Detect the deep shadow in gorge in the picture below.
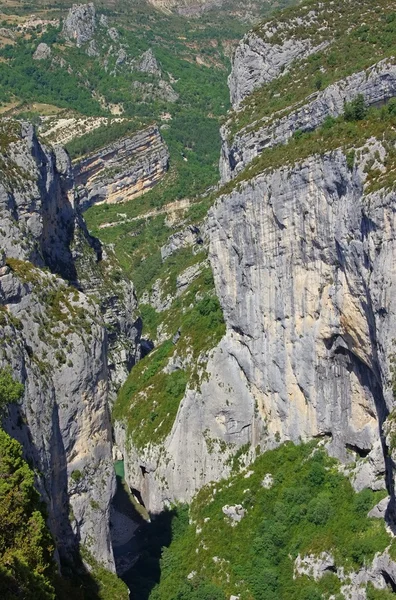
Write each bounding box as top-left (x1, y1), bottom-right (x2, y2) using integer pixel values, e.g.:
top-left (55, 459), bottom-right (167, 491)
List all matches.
top-left (111, 470), bottom-right (176, 599)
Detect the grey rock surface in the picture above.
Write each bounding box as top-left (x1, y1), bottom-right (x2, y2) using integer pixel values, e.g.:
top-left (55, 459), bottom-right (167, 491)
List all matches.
top-left (74, 125), bottom-right (169, 210)
top-left (295, 550), bottom-right (396, 598)
top-left (229, 32), bottom-right (315, 109)
top-left (210, 149), bottom-right (396, 464)
top-left (118, 143), bottom-right (396, 514)
top-left (133, 49), bottom-right (161, 76)
top-left (222, 504), bottom-right (246, 523)
top-left (62, 3), bottom-right (97, 47)
top-left (161, 225), bottom-right (203, 260)
top-left (33, 42), bottom-right (51, 60)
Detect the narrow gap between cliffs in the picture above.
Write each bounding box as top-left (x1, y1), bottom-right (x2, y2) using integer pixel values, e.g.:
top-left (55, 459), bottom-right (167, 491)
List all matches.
top-left (110, 460), bottom-right (176, 597)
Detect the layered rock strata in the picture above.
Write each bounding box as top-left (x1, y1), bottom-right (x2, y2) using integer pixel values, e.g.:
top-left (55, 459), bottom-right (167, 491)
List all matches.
top-left (221, 59), bottom-right (396, 182)
top-left (74, 125), bottom-right (169, 210)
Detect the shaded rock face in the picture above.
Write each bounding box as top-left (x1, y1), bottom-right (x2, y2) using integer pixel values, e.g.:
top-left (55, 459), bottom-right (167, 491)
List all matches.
top-left (0, 121), bottom-right (140, 569)
top-left (221, 59), bottom-right (396, 182)
top-left (0, 122), bottom-right (80, 282)
top-left (74, 125), bottom-right (169, 210)
top-left (62, 2), bottom-right (97, 47)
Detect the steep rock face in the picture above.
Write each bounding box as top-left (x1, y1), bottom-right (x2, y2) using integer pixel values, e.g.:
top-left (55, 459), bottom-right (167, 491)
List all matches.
top-left (62, 2), bottom-right (97, 47)
top-left (0, 121), bottom-right (139, 569)
top-left (74, 125), bottom-right (169, 210)
top-left (228, 32), bottom-right (321, 109)
top-left (221, 59), bottom-right (396, 182)
top-left (118, 143), bottom-right (396, 514)
top-left (210, 148), bottom-right (395, 468)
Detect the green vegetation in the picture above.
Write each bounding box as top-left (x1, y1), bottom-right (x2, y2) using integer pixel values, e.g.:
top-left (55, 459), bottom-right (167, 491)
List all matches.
top-left (0, 370), bottom-right (56, 599)
top-left (0, 367), bottom-right (24, 410)
top-left (113, 261), bottom-right (225, 448)
top-left (65, 119), bottom-right (145, 160)
top-left (344, 94), bottom-right (368, 122)
top-left (55, 547), bottom-right (129, 600)
top-left (228, 0), bottom-right (396, 141)
top-left (147, 442), bottom-right (390, 600)
top-left (0, 429), bottom-right (56, 599)
top-left (113, 340), bottom-right (188, 447)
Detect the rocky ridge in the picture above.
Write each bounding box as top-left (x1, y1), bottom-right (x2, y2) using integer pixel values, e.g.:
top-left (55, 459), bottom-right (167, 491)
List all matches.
top-left (221, 58), bottom-right (396, 182)
top-left (0, 120), bottom-right (139, 572)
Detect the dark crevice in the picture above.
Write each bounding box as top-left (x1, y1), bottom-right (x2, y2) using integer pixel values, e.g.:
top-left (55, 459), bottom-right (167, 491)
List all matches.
top-left (345, 443), bottom-right (371, 458)
top-left (333, 226), bottom-right (395, 530)
top-left (313, 431), bottom-right (333, 439)
top-left (132, 486), bottom-right (146, 508)
top-left (324, 565), bottom-right (337, 574)
top-left (381, 570), bottom-right (396, 593)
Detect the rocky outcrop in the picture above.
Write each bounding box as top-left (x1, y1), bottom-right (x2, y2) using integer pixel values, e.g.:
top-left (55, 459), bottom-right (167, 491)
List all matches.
top-left (33, 42), bottom-right (51, 60)
top-left (74, 125), bottom-right (169, 210)
top-left (228, 32), bottom-right (323, 109)
top-left (131, 80), bottom-right (179, 103)
top-left (221, 59), bottom-right (396, 182)
top-left (62, 2), bottom-right (97, 47)
top-left (0, 120), bottom-right (139, 570)
top-left (294, 550), bottom-right (396, 598)
top-left (160, 225), bottom-right (203, 260)
top-left (133, 49), bottom-right (161, 77)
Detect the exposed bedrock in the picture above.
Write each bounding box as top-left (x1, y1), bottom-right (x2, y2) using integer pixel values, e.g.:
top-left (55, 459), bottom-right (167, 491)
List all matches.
top-left (74, 125), bottom-right (169, 211)
top-left (0, 121), bottom-right (140, 569)
top-left (221, 59), bottom-right (396, 182)
top-left (210, 150), bottom-right (396, 499)
top-left (116, 146), bottom-right (396, 515)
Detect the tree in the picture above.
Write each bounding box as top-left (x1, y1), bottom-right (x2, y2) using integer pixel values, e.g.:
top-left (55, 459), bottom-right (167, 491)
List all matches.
top-left (0, 368), bottom-right (24, 411)
top-left (344, 94), bottom-right (368, 121)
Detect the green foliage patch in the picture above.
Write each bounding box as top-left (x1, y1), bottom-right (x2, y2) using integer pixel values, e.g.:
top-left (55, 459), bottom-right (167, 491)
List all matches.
top-left (0, 430), bottom-right (56, 599)
top-left (149, 442), bottom-right (390, 600)
top-left (113, 264), bottom-right (225, 448)
top-left (0, 367), bottom-right (24, 411)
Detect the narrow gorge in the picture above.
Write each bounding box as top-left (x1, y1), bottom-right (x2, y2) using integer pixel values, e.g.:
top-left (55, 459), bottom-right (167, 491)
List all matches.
top-left (2, 0), bottom-right (396, 599)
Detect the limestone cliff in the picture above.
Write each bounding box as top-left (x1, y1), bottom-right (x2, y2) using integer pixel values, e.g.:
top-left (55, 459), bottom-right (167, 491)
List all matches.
top-left (0, 120), bottom-right (140, 571)
top-left (115, 0), bottom-right (396, 527)
top-left (221, 59), bottom-right (396, 182)
top-left (74, 125), bottom-right (169, 210)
